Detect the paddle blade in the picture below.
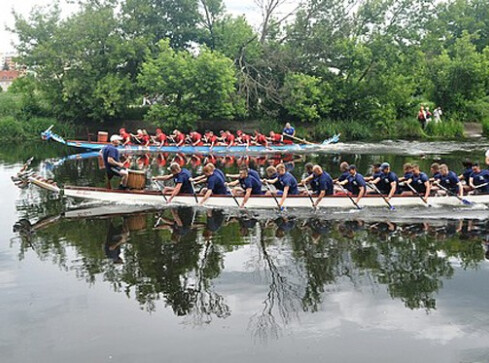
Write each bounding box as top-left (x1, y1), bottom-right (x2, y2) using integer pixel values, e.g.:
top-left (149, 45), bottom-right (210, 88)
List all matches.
top-left (462, 199), bottom-right (472, 205)
top-left (389, 206), bottom-right (396, 211)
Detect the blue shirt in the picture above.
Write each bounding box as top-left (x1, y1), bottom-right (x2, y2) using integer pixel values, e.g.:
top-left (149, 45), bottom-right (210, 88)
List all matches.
top-left (215, 168), bottom-right (226, 182)
top-left (174, 168), bottom-right (193, 194)
top-left (240, 175), bottom-right (263, 195)
top-left (470, 169), bottom-right (489, 193)
top-left (440, 171), bottom-right (460, 193)
top-left (207, 172), bottom-right (229, 195)
top-left (404, 172), bottom-right (413, 180)
top-left (411, 172), bottom-right (429, 193)
top-left (102, 144), bottom-right (119, 169)
top-left (347, 173), bottom-right (366, 195)
top-left (269, 173), bottom-right (283, 191)
top-left (314, 172), bottom-right (334, 195)
top-left (248, 168), bottom-right (261, 182)
top-left (378, 171), bottom-right (398, 194)
top-left (338, 171), bottom-right (351, 192)
top-left (462, 168), bottom-right (472, 181)
top-left (283, 127), bottom-right (295, 136)
top-left (432, 172), bottom-right (441, 180)
top-left (279, 172), bottom-right (299, 195)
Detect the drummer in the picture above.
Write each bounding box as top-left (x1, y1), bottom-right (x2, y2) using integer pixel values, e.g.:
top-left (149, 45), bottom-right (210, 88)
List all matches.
top-left (153, 162), bottom-right (194, 203)
top-left (101, 135), bottom-right (128, 190)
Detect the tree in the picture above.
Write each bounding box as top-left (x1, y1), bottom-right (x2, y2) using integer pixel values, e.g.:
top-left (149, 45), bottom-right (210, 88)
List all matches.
top-left (138, 39), bottom-right (238, 128)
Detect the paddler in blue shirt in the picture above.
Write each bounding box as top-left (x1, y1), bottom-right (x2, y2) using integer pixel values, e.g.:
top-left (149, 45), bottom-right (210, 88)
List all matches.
top-left (153, 162), bottom-right (194, 203)
top-left (436, 164), bottom-right (464, 198)
top-left (227, 168), bottom-right (263, 208)
top-left (404, 164), bottom-right (430, 202)
top-left (198, 164), bottom-right (230, 206)
top-left (365, 163), bottom-right (382, 182)
top-left (282, 122), bottom-right (295, 144)
top-left (469, 163), bottom-right (489, 194)
top-left (265, 163), bottom-right (299, 208)
top-left (300, 165), bottom-right (334, 208)
top-left (370, 162), bottom-right (398, 201)
top-left (336, 165), bottom-right (366, 205)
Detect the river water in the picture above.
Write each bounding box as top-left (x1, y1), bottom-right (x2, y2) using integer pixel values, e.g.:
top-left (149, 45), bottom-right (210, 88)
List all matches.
top-left (2, 141), bottom-right (489, 363)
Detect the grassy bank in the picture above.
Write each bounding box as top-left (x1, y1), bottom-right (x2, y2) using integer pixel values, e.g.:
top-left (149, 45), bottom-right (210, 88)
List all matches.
top-left (0, 92), bottom-right (75, 142)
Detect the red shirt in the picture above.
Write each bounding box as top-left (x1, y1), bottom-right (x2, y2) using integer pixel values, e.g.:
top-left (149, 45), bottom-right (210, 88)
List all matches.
top-left (190, 132), bottom-right (203, 145)
top-left (225, 133), bottom-right (235, 145)
top-left (271, 134), bottom-right (282, 144)
top-left (256, 134), bottom-right (267, 145)
top-left (120, 131), bottom-right (131, 143)
top-left (240, 134), bottom-right (251, 143)
top-left (142, 135), bottom-right (151, 145)
top-left (207, 135), bottom-right (218, 145)
top-left (156, 133), bottom-right (167, 144)
top-left (174, 133), bottom-right (185, 145)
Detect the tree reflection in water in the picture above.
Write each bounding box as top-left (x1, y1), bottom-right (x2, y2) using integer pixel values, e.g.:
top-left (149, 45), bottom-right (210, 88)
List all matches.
top-left (12, 203), bottom-right (489, 334)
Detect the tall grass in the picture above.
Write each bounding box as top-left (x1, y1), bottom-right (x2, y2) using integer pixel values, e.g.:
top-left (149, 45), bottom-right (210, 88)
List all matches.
top-left (424, 119), bottom-right (464, 139)
top-left (482, 117), bottom-right (489, 137)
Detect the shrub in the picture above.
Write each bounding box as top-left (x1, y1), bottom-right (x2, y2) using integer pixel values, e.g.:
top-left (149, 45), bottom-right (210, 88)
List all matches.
top-left (0, 93), bottom-right (23, 118)
top-left (395, 118), bottom-right (426, 139)
top-left (0, 116), bottom-right (26, 140)
top-left (425, 118), bottom-right (464, 139)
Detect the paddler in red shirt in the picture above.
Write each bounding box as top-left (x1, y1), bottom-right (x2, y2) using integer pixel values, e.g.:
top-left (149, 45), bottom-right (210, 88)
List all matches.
top-left (171, 129), bottom-right (186, 147)
top-left (268, 131), bottom-right (283, 145)
top-left (141, 129), bottom-right (151, 146)
top-left (253, 130), bottom-right (269, 147)
top-left (153, 128), bottom-right (168, 146)
top-left (204, 131), bottom-right (218, 150)
top-left (131, 129), bottom-right (144, 144)
top-left (188, 131), bottom-right (203, 146)
top-left (236, 130), bottom-right (251, 148)
top-left (119, 128), bottom-right (131, 146)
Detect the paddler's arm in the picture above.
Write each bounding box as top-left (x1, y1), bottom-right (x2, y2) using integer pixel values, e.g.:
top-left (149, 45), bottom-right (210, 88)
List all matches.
top-left (263, 177), bottom-right (278, 184)
top-left (199, 189), bottom-right (213, 205)
top-left (226, 173), bottom-right (239, 179)
top-left (241, 188), bottom-right (252, 208)
top-left (279, 186), bottom-right (289, 207)
top-left (168, 183), bottom-right (182, 203)
top-left (153, 174), bottom-right (173, 181)
top-left (386, 181), bottom-right (397, 201)
top-left (423, 180), bottom-right (431, 202)
top-left (314, 190), bottom-right (325, 208)
top-left (457, 182), bottom-right (464, 198)
top-left (355, 186), bottom-right (366, 204)
top-left (469, 177), bottom-right (475, 189)
top-left (300, 175), bottom-right (313, 185)
top-left (226, 180), bottom-right (240, 187)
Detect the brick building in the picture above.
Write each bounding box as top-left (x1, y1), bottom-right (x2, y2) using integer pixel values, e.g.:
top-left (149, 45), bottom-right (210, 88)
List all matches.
top-left (0, 70), bottom-right (20, 91)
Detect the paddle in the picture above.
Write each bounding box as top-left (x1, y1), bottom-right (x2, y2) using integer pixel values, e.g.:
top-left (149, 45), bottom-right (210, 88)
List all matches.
top-left (404, 182), bottom-right (431, 207)
top-left (264, 182), bottom-right (283, 211)
top-left (473, 182), bottom-right (489, 189)
top-left (282, 133), bottom-right (314, 145)
top-left (190, 180), bottom-right (199, 204)
top-left (337, 184), bottom-right (362, 210)
top-left (152, 180), bottom-right (168, 203)
top-left (435, 182), bottom-right (472, 205)
top-left (367, 183), bottom-right (395, 211)
top-left (303, 183), bottom-right (317, 211)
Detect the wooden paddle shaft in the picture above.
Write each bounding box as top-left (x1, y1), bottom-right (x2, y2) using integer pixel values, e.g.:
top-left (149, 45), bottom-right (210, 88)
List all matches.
top-left (282, 133), bottom-right (315, 145)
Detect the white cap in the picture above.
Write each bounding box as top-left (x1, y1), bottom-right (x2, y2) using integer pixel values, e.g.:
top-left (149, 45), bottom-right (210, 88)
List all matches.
top-left (110, 135), bottom-right (123, 142)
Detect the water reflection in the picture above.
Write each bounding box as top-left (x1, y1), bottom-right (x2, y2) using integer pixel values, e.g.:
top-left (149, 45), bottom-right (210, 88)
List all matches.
top-left (12, 206), bottom-right (488, 337)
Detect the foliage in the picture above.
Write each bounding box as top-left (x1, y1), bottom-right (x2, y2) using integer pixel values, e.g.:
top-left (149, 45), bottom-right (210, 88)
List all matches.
top-left (425, 119), bottom-right (465, 139)
top-left (8, 0), bottom-right (489, 138)
top-left (482, 117), bottom-right (489, 137)
top-left (138, 39), bottom-right (238, 129)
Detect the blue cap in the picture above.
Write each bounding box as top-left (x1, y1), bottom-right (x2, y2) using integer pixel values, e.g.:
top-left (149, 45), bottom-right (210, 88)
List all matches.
top-left (380, 162), bottom-right (390, 171)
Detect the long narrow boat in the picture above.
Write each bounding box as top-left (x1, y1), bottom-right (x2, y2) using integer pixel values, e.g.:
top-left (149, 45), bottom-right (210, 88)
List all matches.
top-left (41, 127), bottom-right (340, 154)
top-left (24, 176), bottom-right (489, 210)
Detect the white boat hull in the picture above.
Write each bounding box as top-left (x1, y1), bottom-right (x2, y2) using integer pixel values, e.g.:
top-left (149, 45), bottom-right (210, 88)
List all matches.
top-left (57, 185), bottom-right (489, 209)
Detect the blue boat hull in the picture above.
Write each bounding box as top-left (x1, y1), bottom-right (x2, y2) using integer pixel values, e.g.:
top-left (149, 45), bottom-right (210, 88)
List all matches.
top-left (41, 127), bottom-right (340, 154)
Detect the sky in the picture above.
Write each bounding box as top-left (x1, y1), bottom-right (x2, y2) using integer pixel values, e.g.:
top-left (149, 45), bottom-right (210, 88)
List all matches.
top-left (0, 0), bottom-right (299, 53)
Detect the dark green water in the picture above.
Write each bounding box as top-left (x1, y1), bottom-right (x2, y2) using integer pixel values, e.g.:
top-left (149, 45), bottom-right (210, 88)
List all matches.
top-left (2, 141), bottom-right (489, 363)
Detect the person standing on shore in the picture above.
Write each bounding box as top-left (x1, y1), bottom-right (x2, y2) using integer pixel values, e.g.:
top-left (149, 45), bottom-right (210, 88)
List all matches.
top-left (434, 107), bottom-right (442, 123)
top-left (417, 106), bottom-right (426, 129)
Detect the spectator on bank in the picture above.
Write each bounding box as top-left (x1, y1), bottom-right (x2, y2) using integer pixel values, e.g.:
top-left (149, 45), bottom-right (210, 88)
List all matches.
top-left (425, 106), bottom-right (432, 124)
top-left (417, 106), bottom-right (426, 129)
top-left (434, 107), bottom-right (443, 123)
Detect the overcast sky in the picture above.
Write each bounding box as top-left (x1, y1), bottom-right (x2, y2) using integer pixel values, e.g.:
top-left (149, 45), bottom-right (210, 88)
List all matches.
top-left (0, 0), bottom-right (298, 53)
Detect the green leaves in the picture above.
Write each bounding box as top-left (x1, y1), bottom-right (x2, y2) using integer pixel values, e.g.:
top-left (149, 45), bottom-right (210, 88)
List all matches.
top-left (139, 39), bottom-right (238, 128)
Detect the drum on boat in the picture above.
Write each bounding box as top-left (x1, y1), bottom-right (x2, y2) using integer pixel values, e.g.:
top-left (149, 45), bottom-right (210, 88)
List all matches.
top-left (127, 170), bottom-right (146, 190)
top-left (97, 131), bottom-right (108, 143)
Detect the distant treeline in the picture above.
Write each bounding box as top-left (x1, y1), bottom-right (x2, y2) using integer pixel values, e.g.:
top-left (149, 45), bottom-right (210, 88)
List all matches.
top-left (5, 0), bottom-right (489, 140)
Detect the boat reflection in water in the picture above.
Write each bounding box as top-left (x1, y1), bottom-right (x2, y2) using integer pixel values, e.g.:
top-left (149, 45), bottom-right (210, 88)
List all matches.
top-left (12, 206), bottom-right (489, 341)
